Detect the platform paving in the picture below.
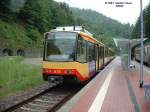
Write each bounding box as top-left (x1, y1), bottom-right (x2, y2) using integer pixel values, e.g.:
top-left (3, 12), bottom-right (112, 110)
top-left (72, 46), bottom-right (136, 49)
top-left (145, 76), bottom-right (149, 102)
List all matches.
top-left (127, 61), bottom-right (150, 112)
top-left (58, 57), bottom-right (150, 112)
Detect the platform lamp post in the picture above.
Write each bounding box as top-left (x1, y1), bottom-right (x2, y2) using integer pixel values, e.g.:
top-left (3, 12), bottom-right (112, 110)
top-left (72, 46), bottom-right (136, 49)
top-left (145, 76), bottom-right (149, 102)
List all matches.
top-left (139, 0), bottom-right (144, 88)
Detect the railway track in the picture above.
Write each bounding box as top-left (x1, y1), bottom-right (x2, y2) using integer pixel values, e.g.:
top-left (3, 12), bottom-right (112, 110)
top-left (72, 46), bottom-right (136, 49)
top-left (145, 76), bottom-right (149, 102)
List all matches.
top-left (2, 83), bottom-right (83, 112)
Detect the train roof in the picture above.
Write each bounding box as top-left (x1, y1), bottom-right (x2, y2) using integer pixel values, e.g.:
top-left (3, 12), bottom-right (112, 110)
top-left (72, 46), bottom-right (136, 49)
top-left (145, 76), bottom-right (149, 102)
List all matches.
top-left (132, 38), bottom-right (149, 49)
top-left (45, 26), bottom-right (104, 46)
top-left (79, 32), bottom-right (104, 46)
top-left (55, 26), bottom-right (93, 36)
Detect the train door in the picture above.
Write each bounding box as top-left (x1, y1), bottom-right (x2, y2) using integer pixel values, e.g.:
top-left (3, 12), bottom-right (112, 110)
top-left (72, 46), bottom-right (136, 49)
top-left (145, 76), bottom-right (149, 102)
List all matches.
top-left (148, 45), bottom-right (150, 66)
top-left (99, 46), bottom-right (103, 69)
top-left (87, 42), bottom-right (96, 76)
top-left (76, 35), bottom-right (87, 63)
top-left (95, 45), bottom-right (99, 71)
top-left (104, 47), bottom-right (108, 65)
top-left (98, 46), bottom-right (100, 70)
top-left (102, 47), bottom-right (105, 66)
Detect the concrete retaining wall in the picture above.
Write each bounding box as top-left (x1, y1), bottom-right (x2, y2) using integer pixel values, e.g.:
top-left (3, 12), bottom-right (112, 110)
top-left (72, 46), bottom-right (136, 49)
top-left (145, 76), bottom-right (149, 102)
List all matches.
top-left (0, 45), bottom-right (43, 58)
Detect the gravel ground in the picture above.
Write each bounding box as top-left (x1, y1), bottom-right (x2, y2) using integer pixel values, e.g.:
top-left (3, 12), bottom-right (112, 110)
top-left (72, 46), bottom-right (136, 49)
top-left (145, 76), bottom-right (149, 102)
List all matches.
top-left (0, 83), bottom-right (50, 112)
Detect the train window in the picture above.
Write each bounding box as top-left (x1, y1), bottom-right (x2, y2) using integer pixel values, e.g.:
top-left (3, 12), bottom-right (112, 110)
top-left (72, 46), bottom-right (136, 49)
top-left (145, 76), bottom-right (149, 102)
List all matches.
top-left (148, 45), bottom-right (150, 53)
top-left (144, 47), bottom-right (146, 55)
top-left (147, 45), bottom-right (149, 54)
top-left (99, 47), bottom-right (103, 58)
top-left (146, 46), bottom-right (148, 54)
top-left (95, 45), bottom-right (98, 60)
top-left (45, 32), bottom-right (76, 61)
top-left (76, 35), bottom-right (87, 62)
top-left (87, 42), bottom-right (95, 61)
top-left (145, 46), bottom-right (149, 55)
top-left (105, 48), bottom-right (108, 57)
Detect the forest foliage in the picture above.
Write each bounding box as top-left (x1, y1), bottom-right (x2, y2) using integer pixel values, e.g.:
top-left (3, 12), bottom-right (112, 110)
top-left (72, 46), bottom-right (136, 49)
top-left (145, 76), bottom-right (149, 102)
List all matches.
top-left (71, 8), bottom-right (132, 47)
top-left (0, 0), bottom-right (133, 48)
top-left (132, 3), bottom-right (150, 39)
top-left (0, 0), bottom-right (74, 47)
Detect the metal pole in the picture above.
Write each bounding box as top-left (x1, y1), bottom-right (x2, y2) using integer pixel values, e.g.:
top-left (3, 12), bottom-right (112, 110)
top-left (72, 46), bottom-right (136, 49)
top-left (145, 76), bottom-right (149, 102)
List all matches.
top-left (129, 41), bottom-right (131, 68)
top-left (128, 42), bottom-right (130, 70)
top-left (139, 0), bottom-right (144, 88)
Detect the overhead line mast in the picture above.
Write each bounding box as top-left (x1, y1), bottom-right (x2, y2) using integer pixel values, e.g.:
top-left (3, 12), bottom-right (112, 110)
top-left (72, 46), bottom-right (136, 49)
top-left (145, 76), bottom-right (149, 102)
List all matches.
top-left (139, 0), bottom-right (144, 88)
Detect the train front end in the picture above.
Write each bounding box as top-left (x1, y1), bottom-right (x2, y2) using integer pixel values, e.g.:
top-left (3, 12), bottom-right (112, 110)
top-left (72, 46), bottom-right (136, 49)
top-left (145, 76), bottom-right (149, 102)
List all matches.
top-left (42, 31), bottom-right (89, 83)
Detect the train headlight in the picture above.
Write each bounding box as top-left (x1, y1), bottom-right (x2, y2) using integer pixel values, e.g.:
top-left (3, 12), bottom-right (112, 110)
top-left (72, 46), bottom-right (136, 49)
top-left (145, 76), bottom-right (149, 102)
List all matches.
top-left (68, 70), bottom-right (73, 74)
top-left (43, 69), bottom-right (48, 73)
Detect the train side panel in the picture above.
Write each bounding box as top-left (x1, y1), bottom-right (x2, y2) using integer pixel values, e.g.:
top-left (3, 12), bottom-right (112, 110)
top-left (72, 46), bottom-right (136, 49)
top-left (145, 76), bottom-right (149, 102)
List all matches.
top-left (43, 61), bottom-right (91, 82)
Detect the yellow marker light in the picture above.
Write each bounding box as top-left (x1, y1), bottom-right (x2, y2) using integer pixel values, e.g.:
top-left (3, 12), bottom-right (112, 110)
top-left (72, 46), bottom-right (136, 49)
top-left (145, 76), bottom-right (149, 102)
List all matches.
top-left (68, 70), bottom-right (73, 74)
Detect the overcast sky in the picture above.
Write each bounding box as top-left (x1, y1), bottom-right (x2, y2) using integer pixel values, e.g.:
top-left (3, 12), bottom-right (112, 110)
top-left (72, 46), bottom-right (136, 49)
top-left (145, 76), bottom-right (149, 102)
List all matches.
top-left (55, 0), bottom-right (150, 24)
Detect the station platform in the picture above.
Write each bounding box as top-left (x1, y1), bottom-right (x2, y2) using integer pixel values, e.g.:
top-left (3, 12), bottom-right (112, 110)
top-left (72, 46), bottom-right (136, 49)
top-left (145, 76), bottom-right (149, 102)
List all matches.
top-left (57, 57), bottom-right (150, 112)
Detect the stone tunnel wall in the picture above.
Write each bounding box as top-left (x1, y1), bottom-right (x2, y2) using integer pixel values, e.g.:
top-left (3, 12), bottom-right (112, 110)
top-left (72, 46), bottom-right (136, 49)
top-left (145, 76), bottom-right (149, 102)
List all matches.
top-left (24, 47), bottom-right (43, 58)
top-left (0, 47), bottom-right (43, 58)
top-left (0, 45), bottom-right (43, 58)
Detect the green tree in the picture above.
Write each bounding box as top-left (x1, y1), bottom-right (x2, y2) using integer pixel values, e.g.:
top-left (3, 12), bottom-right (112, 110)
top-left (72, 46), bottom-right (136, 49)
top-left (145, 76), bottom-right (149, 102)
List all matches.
top-left (19, 0), bottom-right (52, 33)
top-left (71, 8), bottom-right (133, 48)
top-left (132, 3), bottom-right (150, 39)
top-left (0, 0), bottom-right (10, 14)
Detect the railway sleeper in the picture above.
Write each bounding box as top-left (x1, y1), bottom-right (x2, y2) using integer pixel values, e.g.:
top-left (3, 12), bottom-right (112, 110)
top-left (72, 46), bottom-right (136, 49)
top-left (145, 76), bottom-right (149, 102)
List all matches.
top-left (28, 102), bottom-right (50, 108)
top-left (20, 106), bottom-right (46, 112)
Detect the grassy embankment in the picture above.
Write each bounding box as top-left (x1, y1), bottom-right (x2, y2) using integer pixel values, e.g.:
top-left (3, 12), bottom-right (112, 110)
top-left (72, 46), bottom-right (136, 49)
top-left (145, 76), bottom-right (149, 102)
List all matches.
top-left (0, 20), bottom-right (42, 47)
top-left (0, 56), bottom-right (44, 99)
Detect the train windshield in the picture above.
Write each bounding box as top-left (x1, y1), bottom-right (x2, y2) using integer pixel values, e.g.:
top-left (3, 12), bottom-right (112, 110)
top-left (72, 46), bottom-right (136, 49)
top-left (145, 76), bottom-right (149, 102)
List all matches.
top-left (45, 32), bottom-right (76, 61)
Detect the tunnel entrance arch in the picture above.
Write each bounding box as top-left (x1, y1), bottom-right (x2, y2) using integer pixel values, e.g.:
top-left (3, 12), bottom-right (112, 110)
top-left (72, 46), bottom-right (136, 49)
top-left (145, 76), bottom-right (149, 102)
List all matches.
top-left (3, 48), bottom-right (13, 56)
top-left (17, 49), bottom-right (25, 56)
